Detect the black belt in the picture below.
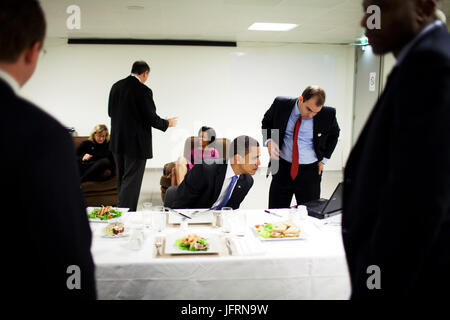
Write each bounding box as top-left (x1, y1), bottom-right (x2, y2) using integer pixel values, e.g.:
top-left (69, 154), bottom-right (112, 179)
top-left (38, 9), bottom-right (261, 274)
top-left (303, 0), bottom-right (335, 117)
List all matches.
top-left (279, 157), bottom-right (318, 168)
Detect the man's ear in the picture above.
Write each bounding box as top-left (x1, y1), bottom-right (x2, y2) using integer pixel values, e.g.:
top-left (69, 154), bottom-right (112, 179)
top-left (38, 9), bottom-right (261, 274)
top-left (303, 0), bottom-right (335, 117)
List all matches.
top-left (233, 154), bottom-right (243, 165)
top-left (24, 42), bottom-right (42, 65)
top-left (415, 0), bottom-right (437, 22)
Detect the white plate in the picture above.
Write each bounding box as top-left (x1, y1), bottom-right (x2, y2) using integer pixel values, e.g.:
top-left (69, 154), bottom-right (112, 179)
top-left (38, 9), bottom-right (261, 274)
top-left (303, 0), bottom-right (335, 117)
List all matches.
top-left (252, 227), bottom-right (307, 241)
top-left (164, 233), bottom-right (220, 254)
top-left (101, 231), bottom-right (130, 238)
top-left (87, 207), bottom-right (129, 223)
top-left (167, 210), bottom-right (214, 224)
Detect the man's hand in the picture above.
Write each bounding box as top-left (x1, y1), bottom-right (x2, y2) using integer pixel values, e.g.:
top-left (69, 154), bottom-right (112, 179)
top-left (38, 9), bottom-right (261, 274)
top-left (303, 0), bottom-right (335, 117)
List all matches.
top-left (82, 154), bottom-right (93, 162)
top-left (267, 141), bottom-right (280, 160)
top-left (318, 161), bottom-right (324, 175)
top-left (167, 117), bottom-right (178, 128)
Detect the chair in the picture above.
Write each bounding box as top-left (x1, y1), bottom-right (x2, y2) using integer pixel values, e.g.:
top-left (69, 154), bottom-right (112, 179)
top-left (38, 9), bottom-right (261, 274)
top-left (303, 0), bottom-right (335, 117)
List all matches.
top-left (160, 136), bottom-right (230, 202)
top-left (163, 186), bottom-right (178, 208)
top-left (72, 136), bottom-right (119, 207)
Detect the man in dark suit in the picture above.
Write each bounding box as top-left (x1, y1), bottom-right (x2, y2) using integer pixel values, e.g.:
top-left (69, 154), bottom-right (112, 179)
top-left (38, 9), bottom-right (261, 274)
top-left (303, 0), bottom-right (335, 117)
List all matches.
top-left (262, 86), bottom-right (340, 208)
top-left (342, 0), bottom-right (450, 299)
top-left (173, 136), bottom-right (260, 209)
top-left (108, 61), bottom-right (178, 211)
top-left (0, 0), bottom-right (96, 299)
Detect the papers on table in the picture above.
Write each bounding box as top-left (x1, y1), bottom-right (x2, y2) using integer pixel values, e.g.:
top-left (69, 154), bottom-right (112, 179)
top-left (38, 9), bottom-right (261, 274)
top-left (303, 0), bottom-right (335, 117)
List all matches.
top-left (167, 210), bottom-right (214, 224)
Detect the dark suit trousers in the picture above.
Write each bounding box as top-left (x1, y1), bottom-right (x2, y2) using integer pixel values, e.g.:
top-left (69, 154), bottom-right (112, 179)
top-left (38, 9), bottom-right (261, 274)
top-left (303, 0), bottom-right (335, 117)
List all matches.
top-left (269, 158), bottom-right (321, 208)
top-left (114, 153), bottom-right (146, 211)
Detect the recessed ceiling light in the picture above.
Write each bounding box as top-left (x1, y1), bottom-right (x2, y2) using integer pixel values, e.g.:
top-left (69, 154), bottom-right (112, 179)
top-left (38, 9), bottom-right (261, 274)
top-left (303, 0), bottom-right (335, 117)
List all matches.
top-left (127, 5), bottom-right (145, 10)
top-left (248, 22), bottom-right (298, 31)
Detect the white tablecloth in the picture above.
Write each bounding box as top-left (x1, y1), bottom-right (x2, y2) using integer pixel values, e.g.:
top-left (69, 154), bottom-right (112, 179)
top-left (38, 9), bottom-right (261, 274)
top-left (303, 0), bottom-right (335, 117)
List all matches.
top-left (90, 210), bottom-right (351, 300)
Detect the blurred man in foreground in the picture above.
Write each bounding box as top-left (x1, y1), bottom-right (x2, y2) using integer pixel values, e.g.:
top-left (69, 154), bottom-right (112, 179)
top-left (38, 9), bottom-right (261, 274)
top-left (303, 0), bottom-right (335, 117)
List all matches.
top-left (0, 0), bottom-right (96, 298)
top-left (342, 0), bottom-right (450, 299)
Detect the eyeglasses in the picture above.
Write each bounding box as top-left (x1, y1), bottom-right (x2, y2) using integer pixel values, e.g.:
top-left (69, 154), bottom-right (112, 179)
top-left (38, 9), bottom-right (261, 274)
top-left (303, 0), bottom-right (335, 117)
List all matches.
top-left (39, 48), bottom-right (47, 59)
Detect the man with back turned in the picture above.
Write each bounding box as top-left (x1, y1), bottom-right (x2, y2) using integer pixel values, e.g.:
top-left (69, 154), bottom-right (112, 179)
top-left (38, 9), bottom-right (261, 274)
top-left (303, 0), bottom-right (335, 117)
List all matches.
top-left (108, 61), bottom-right (178, 211)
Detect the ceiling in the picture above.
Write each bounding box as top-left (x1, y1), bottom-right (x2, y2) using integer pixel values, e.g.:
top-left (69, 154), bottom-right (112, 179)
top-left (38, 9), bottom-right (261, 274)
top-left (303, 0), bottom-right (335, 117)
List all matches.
top-left (41, 0), bottom-right (449, 45)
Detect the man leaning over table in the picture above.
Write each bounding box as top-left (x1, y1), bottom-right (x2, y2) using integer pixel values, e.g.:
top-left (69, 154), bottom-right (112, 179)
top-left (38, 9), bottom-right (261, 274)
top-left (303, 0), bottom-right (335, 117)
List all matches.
top-left (261, 85), bottom-right (340, 209)
top-left (0, 0), bottom-right (96, 299)
top-left (172, 136), bottom-right (260, 209)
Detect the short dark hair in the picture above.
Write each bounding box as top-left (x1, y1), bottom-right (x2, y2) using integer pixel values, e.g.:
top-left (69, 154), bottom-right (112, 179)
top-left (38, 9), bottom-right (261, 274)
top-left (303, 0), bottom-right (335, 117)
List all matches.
top-left (0, 0), bottom-right (46, 62)
top-left (131, 61), bottom-right (150, 75)
top-left (229, 135), bottom-right (260, 158)
top-left (198, 126), bottom-right (216, 144)
top-left (301, 85), bottom-right (326, 106)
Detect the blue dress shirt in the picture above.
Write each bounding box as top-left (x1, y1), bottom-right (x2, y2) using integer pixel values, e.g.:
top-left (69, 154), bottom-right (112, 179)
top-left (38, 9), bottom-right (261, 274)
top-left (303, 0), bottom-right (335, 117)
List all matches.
top-left (279, 99), bottom-right (328, 165)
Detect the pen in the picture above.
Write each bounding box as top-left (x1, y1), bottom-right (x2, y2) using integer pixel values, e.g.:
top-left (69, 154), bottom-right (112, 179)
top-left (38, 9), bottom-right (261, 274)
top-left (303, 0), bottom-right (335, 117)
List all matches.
top-left (264, 210), bottom-right (282, 217)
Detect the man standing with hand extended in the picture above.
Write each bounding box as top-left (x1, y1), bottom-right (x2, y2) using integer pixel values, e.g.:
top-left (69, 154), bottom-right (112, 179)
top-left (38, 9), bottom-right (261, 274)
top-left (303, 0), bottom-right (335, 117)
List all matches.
top-left (109, 61), bottom-right (178, 211)
top-left (262, 86), bottom-right (340, 209)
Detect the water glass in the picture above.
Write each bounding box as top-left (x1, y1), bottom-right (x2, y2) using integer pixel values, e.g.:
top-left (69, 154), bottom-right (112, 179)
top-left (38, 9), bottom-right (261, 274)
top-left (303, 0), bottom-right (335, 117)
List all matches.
top-left (289, 205), bottom-right (308, 225)
top-left (235, 210), bottom-right (247, 236)
top-left (127, 227), bottom-right (144, 250)
top-left (151, 206), bottom-right (166, 232)
top-left (142, 202), bottom-right (153, 228)
top-left (297, 205), bottom-right (308, 220)
top-left (221, 207), bottom-right (233, 233)
top-left (180, 217), bottom-right (189, 231)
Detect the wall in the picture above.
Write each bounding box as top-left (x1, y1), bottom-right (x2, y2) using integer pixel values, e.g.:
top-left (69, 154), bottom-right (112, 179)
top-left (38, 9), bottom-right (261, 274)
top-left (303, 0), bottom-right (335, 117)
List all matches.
top-left (21, 38), bottom-right (355, 170)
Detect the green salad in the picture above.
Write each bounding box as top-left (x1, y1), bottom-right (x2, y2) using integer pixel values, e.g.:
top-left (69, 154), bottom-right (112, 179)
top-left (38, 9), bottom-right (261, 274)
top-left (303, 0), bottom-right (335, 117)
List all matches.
top-left (88, 206), bottom-right (122, 220)
top-left (255, 223), bottom-right (273, 238)
top-left (176, 234), bottom-right (209, 251)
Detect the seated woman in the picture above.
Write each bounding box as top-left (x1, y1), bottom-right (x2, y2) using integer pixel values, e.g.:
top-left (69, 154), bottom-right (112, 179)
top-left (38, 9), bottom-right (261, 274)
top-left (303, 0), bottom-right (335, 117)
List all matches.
top-left (77, 124), bottom-right (116, 183)
top-left (171, 126), bottom-right (220, 186)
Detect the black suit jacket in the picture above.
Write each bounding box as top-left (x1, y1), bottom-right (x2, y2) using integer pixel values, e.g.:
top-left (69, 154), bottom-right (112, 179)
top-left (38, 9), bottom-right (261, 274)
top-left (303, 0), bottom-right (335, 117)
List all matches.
top-left (261, 96), bottom-right (340, 174)
top-left (108, 76), bottom-right (169, 159)
top-left (342, 25), bottom-right (450, 299)
top-left (0, 79), bottom-right (96, 299)
top-left (173, 162), bottom-right (254, 209)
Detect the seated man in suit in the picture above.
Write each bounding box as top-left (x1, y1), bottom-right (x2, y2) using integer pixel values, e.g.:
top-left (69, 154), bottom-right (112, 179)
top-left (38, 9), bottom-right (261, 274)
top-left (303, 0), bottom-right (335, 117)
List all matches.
top-left (173, 136), bottom-right (260, 209)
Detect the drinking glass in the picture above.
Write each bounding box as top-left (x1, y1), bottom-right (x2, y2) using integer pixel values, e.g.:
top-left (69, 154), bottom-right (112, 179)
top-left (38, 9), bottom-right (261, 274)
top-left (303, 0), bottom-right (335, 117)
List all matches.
top-left (297, 205), bottom-right (308, 220)
top-left (151, 206), bottom-right (166, 232)
top-left (221, 207), bottom-right (233, 233)
top-left (289, 205), bottom-right (308, 225)
top-left (235, 210), bottom-right (247, 236)
top-left (142, 202), bottom-right (153, 228)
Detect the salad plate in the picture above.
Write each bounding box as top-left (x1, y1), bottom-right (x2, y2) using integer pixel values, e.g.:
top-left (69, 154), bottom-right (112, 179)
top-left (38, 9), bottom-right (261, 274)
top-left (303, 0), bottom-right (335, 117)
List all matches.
top-left (87, 206), bottom-right (129, 222)
top-left (100, 223), bottom-right (130, 238)
top-left (252, 221), bottom-right (307, 241)
top-left (164, 233), bottom-right (221, 254)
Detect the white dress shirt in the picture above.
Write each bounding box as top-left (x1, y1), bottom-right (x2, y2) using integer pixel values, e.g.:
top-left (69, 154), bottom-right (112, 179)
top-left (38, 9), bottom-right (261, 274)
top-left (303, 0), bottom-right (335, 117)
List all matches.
top-left (212, 163), bottom-right (240, 208)
top-left (0, 69), bottom-right (20, 94)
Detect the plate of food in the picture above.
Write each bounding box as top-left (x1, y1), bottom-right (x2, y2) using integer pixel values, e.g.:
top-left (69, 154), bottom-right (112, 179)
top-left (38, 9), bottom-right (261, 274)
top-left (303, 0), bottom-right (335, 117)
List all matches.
top-left (253, 221), bottom-right (305, 241)
top-left (87, 206), bottom-right (128, 222)
top-left (164, 233), bottom-right (220, 254)
top-left (101, 222), bottom-right (129, 238)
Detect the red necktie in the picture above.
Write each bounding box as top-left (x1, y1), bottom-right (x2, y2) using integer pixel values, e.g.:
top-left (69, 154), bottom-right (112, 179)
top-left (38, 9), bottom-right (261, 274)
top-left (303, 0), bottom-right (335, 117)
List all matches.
top-left (290, 116), bottom-right (302, 180)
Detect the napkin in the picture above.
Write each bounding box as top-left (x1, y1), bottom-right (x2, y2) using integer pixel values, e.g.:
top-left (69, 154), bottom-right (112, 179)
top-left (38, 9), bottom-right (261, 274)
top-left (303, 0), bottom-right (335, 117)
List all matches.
top-left (233, 236), bottom-right (266, 256)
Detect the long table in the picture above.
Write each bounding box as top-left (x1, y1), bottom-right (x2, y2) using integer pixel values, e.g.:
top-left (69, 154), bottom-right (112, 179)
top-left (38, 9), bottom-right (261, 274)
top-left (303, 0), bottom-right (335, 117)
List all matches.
top-left (90, 209), bottom-right (351, 300)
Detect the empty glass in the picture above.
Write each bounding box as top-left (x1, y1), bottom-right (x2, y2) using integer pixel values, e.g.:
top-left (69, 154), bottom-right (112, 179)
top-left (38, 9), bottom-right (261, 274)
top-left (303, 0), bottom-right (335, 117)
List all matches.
top-left (235, 210), bottom-right (247, 236)
top-left (289, 205), bottom-right (308, 225)
top-left (151, 206), bottom-right (166, 232)
top-left (221, 207), bottom-right (233, 233)
top-left (142, 202), bottom-right (153, 228)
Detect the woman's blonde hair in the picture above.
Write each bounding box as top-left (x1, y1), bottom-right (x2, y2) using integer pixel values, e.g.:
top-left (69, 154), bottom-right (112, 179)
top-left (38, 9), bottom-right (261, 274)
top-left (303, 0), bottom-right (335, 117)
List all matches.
top-left (88, 124), bottom-right (110, 142)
